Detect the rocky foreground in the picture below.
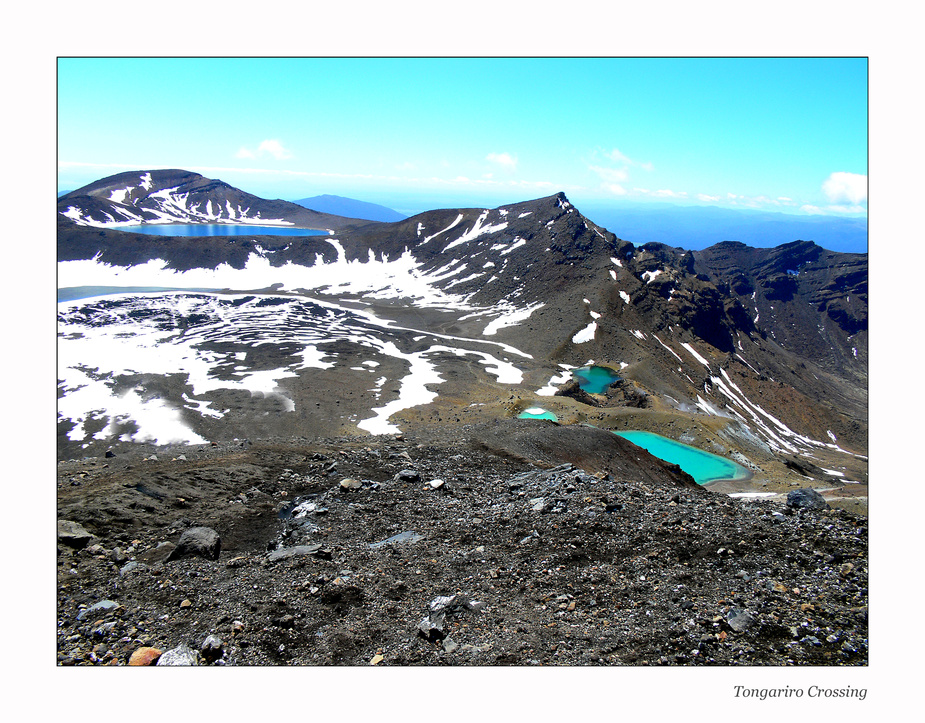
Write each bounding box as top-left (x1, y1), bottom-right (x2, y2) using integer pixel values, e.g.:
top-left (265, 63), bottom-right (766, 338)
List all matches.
top-left (56, 421), bottom-right (867, 667)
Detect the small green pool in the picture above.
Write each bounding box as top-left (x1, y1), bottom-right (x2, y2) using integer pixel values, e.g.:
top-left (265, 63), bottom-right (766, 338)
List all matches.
top-left (574, 365), bottom-right (621, 394)
top-left (518, 407), bottom-right (558, 421)
top-left (614, 430), bottom-right (751, 485)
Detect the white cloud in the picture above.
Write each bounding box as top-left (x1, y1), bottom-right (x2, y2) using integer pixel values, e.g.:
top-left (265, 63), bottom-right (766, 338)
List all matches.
top-left (236, 139), bottom-right (293, 161)
top-left (603, 183), bottom-right (627, 196)
top-left (801, 203), bottom-right (867, 216)
top-left (605, 148), bottom-right (632, 164)
top-left (589, 164), bottom-right (629, 184)
top-left (697, 193), bottom-right (721, 202)
top-left (800, 204), bottom-right (825, 215)
top-left (822, 171), bottom-right (867, 205)
top-left (486, 152), bottom-right (518, 169)
top-left (258, 139), bottom-right (293, 160)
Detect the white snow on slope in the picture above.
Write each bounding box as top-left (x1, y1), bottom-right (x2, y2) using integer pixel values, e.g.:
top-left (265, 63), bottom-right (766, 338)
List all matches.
top-left (572, 321), bottom-right (597, 344)
top-left (681, 342), bottom-right (710, 367)
top-left (482, 302), bottom-right (544, 336)
top-left (442, 211), bottom-right (509, 252)
top-left (61, 175), bottom-right (293, 227)
top-left (653, 334), bottom-right (684, 363)
top-left (59, 286), bottom-right (536, 444)
top-left (421, 213), bottom-right (464, 244)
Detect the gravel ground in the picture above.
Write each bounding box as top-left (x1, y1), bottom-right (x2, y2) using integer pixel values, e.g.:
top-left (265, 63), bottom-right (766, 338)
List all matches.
top-left (56, 421), bottom-right (868, 669)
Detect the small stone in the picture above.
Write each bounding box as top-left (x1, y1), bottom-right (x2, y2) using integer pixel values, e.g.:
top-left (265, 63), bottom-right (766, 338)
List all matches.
top-left (119, 561), bottom-right (149, 577)
top-left (370, 653), bottom-right (384, 665)
top-left (128, 647), bottom-right (162, 666)
top-left (428, 479), bottom-right (445, 489)
top-left (200, 635), bottom-right (224, 663)
top-left (726, 608), bottom-right (756, 633)
top-left (339, 478), bottom-right (363, 490)
top-left (76, 600), bottom-right (120, 620)
top-left (839, 562), bottom-right (855, 577)
top-left (179, 599), bottom-right (192, 608)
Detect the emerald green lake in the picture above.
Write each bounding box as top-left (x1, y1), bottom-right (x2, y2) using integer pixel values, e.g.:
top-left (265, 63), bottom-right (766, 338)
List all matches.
top-left (574, 365), bottom-right (620, 394)
top-left (614, 430), bottom-right (751, 485)
top-left (518, 407), bottom-right (558, 421)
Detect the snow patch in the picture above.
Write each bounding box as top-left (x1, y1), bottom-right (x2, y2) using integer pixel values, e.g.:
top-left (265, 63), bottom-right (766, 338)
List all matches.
top-left (572, 321), bottom-right (597, 344)
top-left (681, 342), bottom-right (710, 367)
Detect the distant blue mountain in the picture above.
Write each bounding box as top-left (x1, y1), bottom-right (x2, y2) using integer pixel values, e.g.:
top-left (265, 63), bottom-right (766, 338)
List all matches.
top-left (579, 202), bottom-right (868, 254)
top-left (293, 194), bottom-right (407, 223)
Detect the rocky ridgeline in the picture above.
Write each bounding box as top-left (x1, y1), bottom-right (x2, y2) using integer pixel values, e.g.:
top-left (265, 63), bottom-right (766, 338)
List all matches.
top-left (56, 431), bottom-right (867, 666)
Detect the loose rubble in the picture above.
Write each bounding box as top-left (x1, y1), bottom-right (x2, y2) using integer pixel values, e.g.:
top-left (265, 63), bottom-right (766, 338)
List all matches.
top-left (56, 422), bottom-right (868, 666)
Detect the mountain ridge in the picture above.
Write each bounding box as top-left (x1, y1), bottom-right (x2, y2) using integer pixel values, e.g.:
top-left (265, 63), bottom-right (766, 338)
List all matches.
top-left (57, 169), bottom-right (867, 494)
top-left (55, 169), bottom-right (870, 669)
top-left (58, 169), bottom-right (371, 231)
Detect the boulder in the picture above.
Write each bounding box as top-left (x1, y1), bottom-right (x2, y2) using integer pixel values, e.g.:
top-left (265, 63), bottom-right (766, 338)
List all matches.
top-left (57, 520), bottom-right (94, 549)
top-left (166, 526), bottom-right (221, 561)
top-left (156, 644), bottom-right (199, 666)
top-left (786, 488), bottom-right (830, 511)
top-left (128, 647), bottom-right (162, 666)
top-left (395, 469), bottom-right (421, 483)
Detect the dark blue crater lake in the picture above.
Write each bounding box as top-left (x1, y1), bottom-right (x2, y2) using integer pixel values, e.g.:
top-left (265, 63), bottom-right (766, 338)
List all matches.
top-left (116, 224), bottom-right (329, 237)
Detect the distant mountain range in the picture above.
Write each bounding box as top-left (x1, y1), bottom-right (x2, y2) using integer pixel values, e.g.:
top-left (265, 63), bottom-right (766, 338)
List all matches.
top-left (57, 180), bottom-right (866, 253)
top-left (293, 194), bottom-right (407, 223)
top-left (580, 202), bottom-right (868, 254)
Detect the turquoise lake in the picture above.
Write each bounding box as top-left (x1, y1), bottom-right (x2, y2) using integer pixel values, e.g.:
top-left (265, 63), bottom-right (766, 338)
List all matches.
top-left (614, 430), bottom-right (751, 485)
top-left (574, 365), bottom-right (621, 394)
top-left (116, 224), bottom-right (328, 237)
top-left (518, 407), bottom-right (558, 421)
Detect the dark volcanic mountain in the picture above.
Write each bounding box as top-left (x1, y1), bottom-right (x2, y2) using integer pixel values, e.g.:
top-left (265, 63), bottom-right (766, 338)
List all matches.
top-left (57, 171), bottom-right (868, 504)
top-left (58, 169), bottom-right (368, 231)
top-left (56, 170), bottom-right (870, 669)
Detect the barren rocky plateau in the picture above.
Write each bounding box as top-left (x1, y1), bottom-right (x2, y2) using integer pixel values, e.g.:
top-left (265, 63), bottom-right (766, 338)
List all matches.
top-left (56, 420), bottom-right (867, 667)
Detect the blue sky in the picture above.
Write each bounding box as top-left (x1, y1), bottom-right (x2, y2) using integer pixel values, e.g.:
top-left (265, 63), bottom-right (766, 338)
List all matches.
top-left (58, 57), bottom-right (867, 218)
